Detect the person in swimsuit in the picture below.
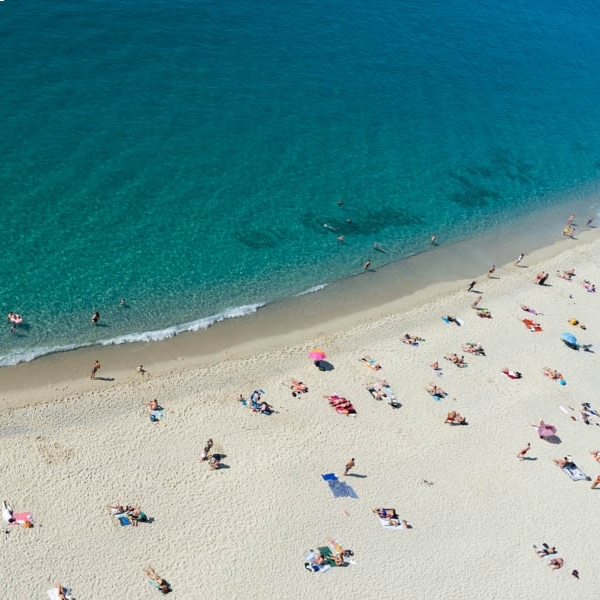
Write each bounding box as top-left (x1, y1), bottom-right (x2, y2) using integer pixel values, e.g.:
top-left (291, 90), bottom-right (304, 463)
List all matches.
top-left (90, 360), bottom-right (100, 380)
top-left (143, 566), bottom-right (171, 594)
top-left (91, 311), bottom-right (100, 325)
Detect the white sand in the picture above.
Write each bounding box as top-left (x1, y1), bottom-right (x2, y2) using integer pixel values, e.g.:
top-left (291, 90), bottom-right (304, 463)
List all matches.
top-left (1, 233), bottom-right (600, 599)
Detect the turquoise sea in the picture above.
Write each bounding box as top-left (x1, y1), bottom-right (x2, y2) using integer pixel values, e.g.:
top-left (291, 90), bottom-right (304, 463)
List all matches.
top-left (2, 0), bottom-right (600, 365)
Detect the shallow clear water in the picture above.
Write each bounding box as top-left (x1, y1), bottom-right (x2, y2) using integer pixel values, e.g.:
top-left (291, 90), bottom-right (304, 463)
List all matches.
top-left (2, 0), bottom-right (600, 365)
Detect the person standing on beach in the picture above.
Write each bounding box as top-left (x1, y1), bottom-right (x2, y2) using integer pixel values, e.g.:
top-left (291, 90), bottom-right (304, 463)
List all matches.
top-left (91, 311), bottom-right (100, 325)
top-left (515, 253), bottom-right (524, 266)
top-left (586, 217), bottom-right (594, 227)
top-left (90, 360), bottom-right (100, 380)
top-left (471, 295), bottom-right (482, 310)
top-left (567, 214), bottom-right (575, 225)
top-left (343, 458), bottom-right (355, 476)
top-left (590, 474), bottom-right (600, 489)
top-left (487, 265), bottom-right (496, 278)
top-left (467, 280), bottom-right (476, 292)
top-left (517, 442), bottom-right (531, 460)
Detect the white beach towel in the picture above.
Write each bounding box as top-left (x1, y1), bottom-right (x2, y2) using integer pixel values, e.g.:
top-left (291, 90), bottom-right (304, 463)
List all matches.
top-left (379, 517), bottom-right (410, 530)
top-left (47, 587), bottom-right (74, 600)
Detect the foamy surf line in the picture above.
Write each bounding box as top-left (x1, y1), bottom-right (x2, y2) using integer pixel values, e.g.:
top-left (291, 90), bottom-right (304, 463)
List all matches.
top-left (294, 283), bottom-right (328, 297)
top-left (0, 303), bottom-right (266, 368)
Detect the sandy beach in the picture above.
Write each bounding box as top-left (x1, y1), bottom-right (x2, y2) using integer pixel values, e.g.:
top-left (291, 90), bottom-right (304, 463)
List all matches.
top-left (2, 229), bottom-right (600, 599)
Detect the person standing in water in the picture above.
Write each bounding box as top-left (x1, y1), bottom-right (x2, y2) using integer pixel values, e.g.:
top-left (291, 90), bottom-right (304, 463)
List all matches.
top-left (430, 234), bottom-right (437, 245)
top-left (91, 311), bottom-right (100, 325)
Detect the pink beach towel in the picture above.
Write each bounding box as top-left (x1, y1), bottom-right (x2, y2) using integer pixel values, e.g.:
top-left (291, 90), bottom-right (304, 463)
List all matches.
top-left (9, 512), bottom-right (33, 525)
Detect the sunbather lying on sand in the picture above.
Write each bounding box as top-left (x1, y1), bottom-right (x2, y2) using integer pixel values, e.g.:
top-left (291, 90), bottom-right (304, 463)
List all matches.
top-left (549, 557), bottom-right (564, 570)
top-left (568, 318), bottom-right (587, 329)
top-left (501, 367), bottom-right (522, 379)
top-left (521, 304), bottom-right (541, 315)
top-left (543, 367), bottom-right (563, 380)
top-left (444, 353), bottom-right (466, 367)
top-left (582, 280), bottom-right (596, 292)
top-left (143, 566), bottom-right (171, 594)
top-left (402, 333), bottom-right (424, 345)
top-left (445, 315), bottom-right (460, 325)
top-left (536, 544), bottom-right (557, 557)
top-left (289, 380), bottom-right (308, 396)
top-left (426, 383), bottom-right (446, 397)
top-left (445, 410), bottom-right (467, 425)
top-left (147, 399), bottom-right (162, 411)
top-left (557, 269), bottom-right (575, 280)
top-left (589, 450), bottom-right (600, 462)
top-left (552, 456), bottom-right (576, 469)
top-left (372, 507), bottom-right (411, 528)
top-left (53, 583), bottom-right (73, 600)
top-left (477, 309), bottom-right (492, 318)
top-left (360, 356), bottom-right (382, 370)
top-left (463, 343), bottom-right (485, 355)
top-left (372, 507), bottom-right (397, 519)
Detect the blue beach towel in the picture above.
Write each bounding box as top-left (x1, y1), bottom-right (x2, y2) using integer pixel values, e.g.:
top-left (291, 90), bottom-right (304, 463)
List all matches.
top-left (321, 473), bottom-right (338, 481)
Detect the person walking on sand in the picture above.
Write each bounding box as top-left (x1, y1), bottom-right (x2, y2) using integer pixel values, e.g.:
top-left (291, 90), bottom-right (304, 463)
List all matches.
top-left (590, 474), bottom-right (600, 490)
top-left (136, 365), bottom-right (147, 376)
top-left (467, 280), bottom-right (476, 292)
top-left (343, 458), bottom-right (355, 476)
top-left (567, 214), bottom-right (575, 225)
top-left (515, 253), bottom-right (524, 266)
top-left (90, 360), bottom-right (100, 380)
top-left (487, 265), bottom-right (496, 278)
top-left (91, 311), bottom-right (100, 325)
top-left (517, 442), bottom-right (531, 460)
top-left (471, 295), bottom-right (483, 310)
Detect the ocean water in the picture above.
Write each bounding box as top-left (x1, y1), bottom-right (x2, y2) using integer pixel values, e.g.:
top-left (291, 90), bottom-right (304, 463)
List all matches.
top-left (2, 0), bottom-right (600, 366)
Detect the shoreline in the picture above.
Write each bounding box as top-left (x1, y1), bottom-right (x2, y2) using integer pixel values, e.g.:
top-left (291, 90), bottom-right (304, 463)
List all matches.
top-left (1, 182), bottom-right (599, 372)
top-left (1, 206), bottom-right (598, 411)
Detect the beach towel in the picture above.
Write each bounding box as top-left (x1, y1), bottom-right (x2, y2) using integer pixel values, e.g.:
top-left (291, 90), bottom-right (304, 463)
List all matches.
top-left (378, 517), bottom-right (410, 531)
top-left (304, 551), bottom-right (332, 573)
top-left (321, 473), bottom-right (338, 481)
top-left (8, 511), bottom-right (33, 525)
top-left (150, 409), bottom-right (165, 422)
top-left (327, 480), bottom-right (358, 499)
top-left (365, 382), bottom-right (397, 404)
top-left (110, 508), bottom-right (132, 526)
top-left (442, 317), bottom-right (465, 326)
top-left (562, 464), bottom-right (591, 481)
top-left (47, 588), bottom-right (74, 600)
top-left (523, 319), bottom-right (543, 332)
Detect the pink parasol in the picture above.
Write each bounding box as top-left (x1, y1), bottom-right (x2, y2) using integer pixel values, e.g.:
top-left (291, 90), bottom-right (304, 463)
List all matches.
top-left (308, 349), bottom-right (326, 361)
top-left (537, 424), bottom-right (556, 439)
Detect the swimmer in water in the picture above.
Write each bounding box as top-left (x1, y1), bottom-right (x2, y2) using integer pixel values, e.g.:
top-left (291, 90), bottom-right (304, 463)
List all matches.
top-left (324, 224), bottom-right (337, 232)
top-left (373, 242), bottom-right (387, 253)
top-left (337, 236), bottom-right (345, 242)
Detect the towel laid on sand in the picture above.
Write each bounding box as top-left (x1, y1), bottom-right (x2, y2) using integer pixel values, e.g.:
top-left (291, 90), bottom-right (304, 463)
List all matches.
top-left (9, 511), bottom-right (33, 525)
top-left (326, 479), bottom-right (358, 499)
top-left (562, 464), bottom-right (591, 481)
top-left (379, 517), bottom-right (410, 530)
top-left (47, 588), bottom-right (74, 600)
